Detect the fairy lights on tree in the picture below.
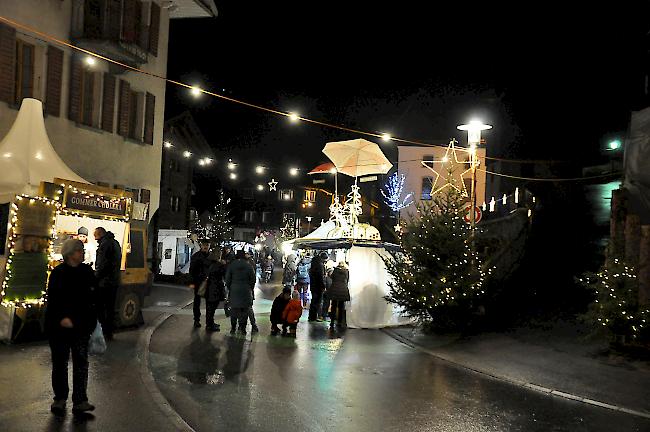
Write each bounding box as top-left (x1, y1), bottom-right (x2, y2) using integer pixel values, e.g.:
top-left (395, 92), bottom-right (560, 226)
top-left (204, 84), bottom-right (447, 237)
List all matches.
top-left (190, 190), bottom-right (232, 246)
top-left (381, 173), bottom-right (414, 213)
top-left (382, 175), bottom-right (493, 331)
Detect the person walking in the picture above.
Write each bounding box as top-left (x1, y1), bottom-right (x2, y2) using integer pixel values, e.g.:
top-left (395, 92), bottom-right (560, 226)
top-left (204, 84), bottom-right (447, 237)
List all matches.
top-left (225, 250), bottom-right (256, 334)
top-left (205, 250), bottom-right (228, 332)
top-left (189, 242), bottom-right (211, 328)
top-left (328, 261), bottom-right (350, 329)
top-left (308, 253), bottom-right (326, 322)
top-left (94, 227), bottom-right (121, 340)
top-left (244, 251), bottom-right (260, 332)
top-left (282, 254), bottom-right (297, 288)
top-left (46, 239), bottom-right (97, 415)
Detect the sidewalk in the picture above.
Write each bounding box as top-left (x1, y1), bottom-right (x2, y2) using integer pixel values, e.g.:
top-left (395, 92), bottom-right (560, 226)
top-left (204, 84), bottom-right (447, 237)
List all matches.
top-left (384, 321), bottom-right (650, 416)
top-left (0, 284), bottom-right (191, 432)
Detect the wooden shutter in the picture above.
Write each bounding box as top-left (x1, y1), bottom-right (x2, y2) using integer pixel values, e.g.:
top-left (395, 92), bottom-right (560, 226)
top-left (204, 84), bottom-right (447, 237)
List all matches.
top-left (118, 79), bottom-right (131, 137)
top-left (144, 92), bottom-right (155, 144)
top-left (122, 0), bottom-right (137, 43)
top-left (68, 58), bottom-right (82, 122)
top-left (0, 23), bottom-right (16, 104)
top-left (102, 73), bottom-right (116, 132)
top-left (149, 2), bottom-right (160, 56)
top-left (106, 0), bottom-right (122, 41)
top-left (45, 46), bottom-right (63, 116)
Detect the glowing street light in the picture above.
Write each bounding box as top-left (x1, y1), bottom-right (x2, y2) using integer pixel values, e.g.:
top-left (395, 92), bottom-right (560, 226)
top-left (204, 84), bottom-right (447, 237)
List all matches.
top-left (190, 86), bottom-right (202, 97)
top-left (229, 172), bottom-right (237, 180)
top-left (382, 133), bottom-right (392, 142)
top-left (227, 161), bottom-right (236, 170)
top-left (85, 56), bottom-right (96, 66)
top-left (288, 112), bottom-right (300, 122)
top-left (257, 184), bottom-right (264, 191)
top-left (289, 167), bottom-right (299, 176)
top-left (457, 120), bottom-right (492, 231)
top-left (204, 158), bottom-right (213, 165)
top-left (183, 151), bottom-right (192, 158)
top-left (164, 141), bottom-right (173, 148)
top-left (608, 139), bottom-right (622, 151)
top-left (255, 165), bottom-right (265, 174)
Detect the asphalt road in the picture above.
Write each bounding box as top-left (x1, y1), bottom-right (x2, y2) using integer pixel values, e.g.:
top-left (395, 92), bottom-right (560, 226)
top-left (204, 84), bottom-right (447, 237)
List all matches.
top-left (148, 283), bottom-right (650, 432)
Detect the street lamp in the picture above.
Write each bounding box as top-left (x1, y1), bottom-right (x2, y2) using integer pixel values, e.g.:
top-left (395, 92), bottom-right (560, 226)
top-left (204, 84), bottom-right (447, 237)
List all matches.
top-left (457, 120), bottom-right (492, 231)
top-left (255, 165), bottom-right (265, 174)
top-left (289, 167), bottom-right (299, 176)
top-left (607, 139), bottom-right (622, 151)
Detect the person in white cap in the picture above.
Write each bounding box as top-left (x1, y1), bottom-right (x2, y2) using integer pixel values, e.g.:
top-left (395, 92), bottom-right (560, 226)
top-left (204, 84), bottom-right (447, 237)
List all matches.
top-left (46, 238), bottom-right (97, 415)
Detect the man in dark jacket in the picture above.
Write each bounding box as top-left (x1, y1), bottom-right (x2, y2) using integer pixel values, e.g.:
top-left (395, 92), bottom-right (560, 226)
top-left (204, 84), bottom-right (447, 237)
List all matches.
top-left (46, 239), bottom-right (97, 415)
top-left (225, 250), bottom-right (256, 334)
top-left (189, 242), bottom-right (211, 328)
top-left (308, 254), bottom-right (327, 322)
top-left (94, 227), bottom-right (121, 340)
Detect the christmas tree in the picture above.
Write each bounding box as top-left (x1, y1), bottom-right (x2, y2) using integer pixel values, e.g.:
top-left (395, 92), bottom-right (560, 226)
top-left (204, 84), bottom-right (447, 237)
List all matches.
top-left (383, 182), bottom-right (491, 331)
top-left (190, 189), bottom-right (233, 246)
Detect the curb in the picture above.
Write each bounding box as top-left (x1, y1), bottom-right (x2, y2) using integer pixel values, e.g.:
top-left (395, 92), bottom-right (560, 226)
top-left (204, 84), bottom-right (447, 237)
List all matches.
top-left (137, 299), bottom-right (196, 432)
top-left (381, 328), bottom-right (650, 420)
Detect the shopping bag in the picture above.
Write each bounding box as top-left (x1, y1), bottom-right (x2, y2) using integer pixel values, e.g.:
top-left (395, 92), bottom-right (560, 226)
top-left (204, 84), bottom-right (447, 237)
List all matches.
top-left (197, 278), bottom-right (208, 297)
top-left (89, 321), bottom-right (107, 355)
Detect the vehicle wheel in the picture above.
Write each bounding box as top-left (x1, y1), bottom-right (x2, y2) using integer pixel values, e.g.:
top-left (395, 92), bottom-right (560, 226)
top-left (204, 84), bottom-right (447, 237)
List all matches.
top-left (117, 292), bottom-right (141, 327)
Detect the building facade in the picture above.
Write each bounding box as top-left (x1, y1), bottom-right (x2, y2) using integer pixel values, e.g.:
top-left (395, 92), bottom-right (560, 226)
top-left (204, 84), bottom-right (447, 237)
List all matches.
top-left (0, 0), bottom-right (217, 224)
top-left (397, 143), bottom-right (487, 219)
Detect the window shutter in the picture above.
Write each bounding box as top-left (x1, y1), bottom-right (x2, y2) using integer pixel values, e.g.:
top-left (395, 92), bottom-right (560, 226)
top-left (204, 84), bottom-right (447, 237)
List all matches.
top-left (0, 23), bottom-right (16, 104)
top-left (149, 2), bottom-right (160, 56)
top-left (106, 0), bottom-right (122, 41)
top-left (118, 79), bottom-right (131, 137)
top-left (102, 73), bottom-right (116, 132)
top-left (144, 92), bottom-right (155, 144)
top-left (122, 0), bottom-right (137, 43)
top-left (68, 58), bottom-right (82, 122)
top-left (45, 46), bottom-right (63, 116)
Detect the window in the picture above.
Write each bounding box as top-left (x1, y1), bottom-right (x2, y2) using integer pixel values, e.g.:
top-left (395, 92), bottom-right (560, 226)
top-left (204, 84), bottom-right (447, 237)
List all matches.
top-left (81, 69), bottom-right (95, 126)
top-left (421, 177), bottom-right (433, 200)
top-left (279, 189), bottom-right (294, 201)
top-left (305, 190), bottom-right (316, 202)
top-left (170, 196), bottom-right (180, 212)
top-left (128, 90), bottom-right (144, 141)
top-left (15, 40), bottom-right (34, 103)
top-left (422, 154), bottom-right (434, 168)
top-left (262, 211), bottom-right (271, 223)
top-left (244, 210), bottom-right (255, 223)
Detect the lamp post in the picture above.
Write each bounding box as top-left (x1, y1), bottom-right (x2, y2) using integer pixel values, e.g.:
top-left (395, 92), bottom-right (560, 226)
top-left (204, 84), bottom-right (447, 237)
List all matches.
top-left (457, 120), bottom-right (492, 231)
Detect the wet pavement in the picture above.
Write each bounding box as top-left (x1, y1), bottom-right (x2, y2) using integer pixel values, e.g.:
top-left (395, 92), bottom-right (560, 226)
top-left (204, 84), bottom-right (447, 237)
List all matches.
top-left (149, 282), bottom-right (650, 432)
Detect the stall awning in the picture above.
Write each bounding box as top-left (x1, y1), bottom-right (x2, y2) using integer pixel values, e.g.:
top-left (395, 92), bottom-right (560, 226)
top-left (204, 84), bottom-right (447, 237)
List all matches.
top-left (0, 99), bottom-right (88, 202)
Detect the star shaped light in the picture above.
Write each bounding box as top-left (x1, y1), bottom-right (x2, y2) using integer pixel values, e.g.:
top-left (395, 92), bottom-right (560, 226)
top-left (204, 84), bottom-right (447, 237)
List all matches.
top-left (268, 179), bottom-right (278, 191)
top-left (421, 138), bottom-right (473, 198)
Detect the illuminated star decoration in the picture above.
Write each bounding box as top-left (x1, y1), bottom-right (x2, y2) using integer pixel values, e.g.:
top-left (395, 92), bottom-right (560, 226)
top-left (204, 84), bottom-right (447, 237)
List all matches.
top-left (394, 223), bottom-right (403, 234)
top-left (421, 138), bottom-right (473, 198)
top-left (268, 179), bottom-right (278, 191)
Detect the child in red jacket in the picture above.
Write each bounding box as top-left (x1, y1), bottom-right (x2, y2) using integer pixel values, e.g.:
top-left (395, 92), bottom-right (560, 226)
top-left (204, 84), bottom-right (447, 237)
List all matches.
top-left (282, 290), bottom-right (303, 337)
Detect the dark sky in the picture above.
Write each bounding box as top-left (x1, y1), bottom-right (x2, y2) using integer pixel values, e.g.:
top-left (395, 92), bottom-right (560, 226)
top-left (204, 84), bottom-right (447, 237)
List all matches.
top-left (165, 2), bottom-right (649, 179)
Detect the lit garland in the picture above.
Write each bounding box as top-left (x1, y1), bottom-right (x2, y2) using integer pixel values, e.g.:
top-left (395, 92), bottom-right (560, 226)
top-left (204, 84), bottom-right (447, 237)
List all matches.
top-left (1, 195), bottom-right (60, 308)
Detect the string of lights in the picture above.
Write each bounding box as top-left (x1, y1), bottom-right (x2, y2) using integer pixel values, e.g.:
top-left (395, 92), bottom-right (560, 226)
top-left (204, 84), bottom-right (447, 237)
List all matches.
top-left (0, 15), bottom-right (576, 168)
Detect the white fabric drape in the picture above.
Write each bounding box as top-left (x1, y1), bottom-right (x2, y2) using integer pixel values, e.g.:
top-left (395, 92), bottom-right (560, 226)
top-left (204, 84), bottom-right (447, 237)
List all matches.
top-left (346, 246), bottom-right (413, 329)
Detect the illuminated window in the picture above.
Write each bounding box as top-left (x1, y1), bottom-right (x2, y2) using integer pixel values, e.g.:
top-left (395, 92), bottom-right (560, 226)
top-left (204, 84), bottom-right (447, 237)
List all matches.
top-left (279, 189), bottom-right (294, 201)
top-left (421, 177), bottom-right (433, 200)
top-left (305, 190), bottom-right (316, 202)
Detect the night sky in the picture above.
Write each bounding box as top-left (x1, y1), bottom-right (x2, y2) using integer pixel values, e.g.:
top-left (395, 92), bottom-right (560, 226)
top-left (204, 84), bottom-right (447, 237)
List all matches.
top-left (165, 2), bottom-right (649, 183)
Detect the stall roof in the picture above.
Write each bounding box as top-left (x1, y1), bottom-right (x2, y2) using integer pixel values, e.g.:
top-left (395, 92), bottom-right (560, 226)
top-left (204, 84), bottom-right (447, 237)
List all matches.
top-left (0, 99), bottom-right (87, 202)
top-left (292, 238), bottom-right (401, 251)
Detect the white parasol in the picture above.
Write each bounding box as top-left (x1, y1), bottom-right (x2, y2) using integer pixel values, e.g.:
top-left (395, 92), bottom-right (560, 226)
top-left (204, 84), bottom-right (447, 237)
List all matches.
top-left (322, 138), bottom-right (392, 178)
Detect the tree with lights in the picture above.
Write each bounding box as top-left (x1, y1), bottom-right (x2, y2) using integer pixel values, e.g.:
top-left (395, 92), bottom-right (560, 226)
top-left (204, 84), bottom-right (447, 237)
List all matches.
top-left (581, 257), bottom-right (650, 343)
top-left (190, 190), bottom-right (233, 246)
top-left (381, 173), bottom-right (414, 214)
top-left (383, 180), bottom-right (492, 331)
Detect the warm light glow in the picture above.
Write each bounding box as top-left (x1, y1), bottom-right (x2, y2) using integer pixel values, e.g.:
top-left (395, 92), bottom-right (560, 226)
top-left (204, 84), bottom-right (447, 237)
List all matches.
top-left (283, 194), bottom-right (290, 200)
top-left (164, 141), bottom-right (173, 148)
top-left (257, 184), bottom-right (264, 191)
top-left (382, 133), bottom-right (392, 142)
top-left (255, 165), bottom-right (265, 174)
top-left (3, 153), bottom-right (11, 158)
top-left (442, 156), bottom-right (449, 163)
top-left (457, 120), bottom-right (492, 132)
top-left (329, 168), bottom-right (337, 174)
top-left (190, 86), bottom-right (202, 97)
top-left (307, 202), bottom-right (313, 207)
top-left (229, 173), bottom-right (237, 180)
top-left (228, 162), bottom-right (236, 170)
top-left (85, 56), bottom-right (96, 66)
top-left (288, 112), bottom-right (300, 122)
top-left (198, 160), bottom-right (206, 166)
top-left (204, 158), bottom-right (213, 165)
top-left (289, 167), bottom-right (299, 176)
top-left (34, 152), bottom-right (43, 160)
top-left (183, 151), bottom-right (192, 158)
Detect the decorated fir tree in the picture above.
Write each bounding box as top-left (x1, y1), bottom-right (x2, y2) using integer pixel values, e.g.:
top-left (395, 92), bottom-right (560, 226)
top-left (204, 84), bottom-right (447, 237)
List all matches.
top-left (190, 189), bottom-right (233, 246)
top-left (383, 180), bottom-right (491, 331)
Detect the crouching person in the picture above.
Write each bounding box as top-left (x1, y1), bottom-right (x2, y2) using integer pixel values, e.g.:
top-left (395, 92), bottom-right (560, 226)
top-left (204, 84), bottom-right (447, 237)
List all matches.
top-left (282, 291), bottom-right (304, 337)
top-left (46, 239), bottom-right (97, 415)
top-left (270, 287), bottom-right (291, 335)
